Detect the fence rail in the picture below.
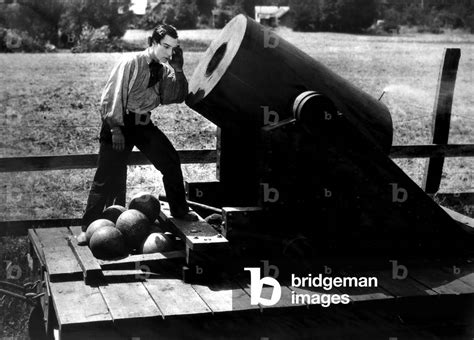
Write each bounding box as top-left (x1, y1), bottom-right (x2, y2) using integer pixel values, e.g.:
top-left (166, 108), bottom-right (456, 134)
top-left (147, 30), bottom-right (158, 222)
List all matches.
top-left (0, 150), bottom-right (217, 173)
top-left (1, 144), bottom-right (473, 173)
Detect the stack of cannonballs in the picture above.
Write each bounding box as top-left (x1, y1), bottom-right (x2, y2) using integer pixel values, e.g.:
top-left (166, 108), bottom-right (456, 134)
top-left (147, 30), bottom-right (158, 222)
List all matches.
top-left (86, 192), bottom-right (174, 260)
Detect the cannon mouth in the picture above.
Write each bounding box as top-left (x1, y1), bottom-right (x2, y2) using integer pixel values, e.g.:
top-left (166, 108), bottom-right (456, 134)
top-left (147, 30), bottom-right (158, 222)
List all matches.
top-left (186, 14), bottom-right (247, 107)
top-left (205, 43), bottom-right (227, 77)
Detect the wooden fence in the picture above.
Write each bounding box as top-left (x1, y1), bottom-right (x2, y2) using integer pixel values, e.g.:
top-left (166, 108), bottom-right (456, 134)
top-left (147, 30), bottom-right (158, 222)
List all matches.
top-left (1, 48), bottom-right (473, 237)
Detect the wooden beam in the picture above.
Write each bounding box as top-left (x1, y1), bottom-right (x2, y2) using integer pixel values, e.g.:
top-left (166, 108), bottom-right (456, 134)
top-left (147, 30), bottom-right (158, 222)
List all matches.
top-left (67, 236), bottom-right (103, 285)
top-left (0, 149), bottom-right (217, 173)
top-left (422, 48), bottom-right (461, 193)
top-left (0, 218), bottom-right (82, 237)
top-left (390, 144), bottom-right (474, 158)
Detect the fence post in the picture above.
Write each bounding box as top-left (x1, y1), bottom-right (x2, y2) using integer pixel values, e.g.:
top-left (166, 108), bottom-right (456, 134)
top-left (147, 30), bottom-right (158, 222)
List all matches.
top-left (422, 48), bottom-right (460, 194)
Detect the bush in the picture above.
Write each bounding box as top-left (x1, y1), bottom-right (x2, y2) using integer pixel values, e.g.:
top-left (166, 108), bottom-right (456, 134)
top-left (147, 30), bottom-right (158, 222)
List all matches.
top-left (0, 2), bottom-right (63, 45)
top-left (72, 24), bottom-right (110, 52)
top-left (59, 0), bottom-right (132, 47)
top-left (435, 9), bottom-right (464, 29)
top-left (466, 14), bottom-right (474, 33)
top-left (196, 0), bottom-right (214, 17)
top-left (383, 8), bottom-right (402, 28)
top-left (290, 0), bottom-right (320, 31)
top-left (71, 25), bottom-right (141, 53)
top-left (138, 5), bottom-right (175, 29)
top-left (381, 3), bottom-right (473, 33)
top-left (0, 28), bottom-right (45, 52)
top-left (290, 0), bottom-right (377, 33)
top-left (337, 0), bottom-right (377, 33)
top-left (213, 9), bottom-right (232, 29)
top-left (137, 0), bottom-right (198, 30)
top-left (175, 0), bottom-right (199, 29)
top-left (401, 4), bottom-right (424, 27)
top-left (197, 14), bottom-right (211, 28)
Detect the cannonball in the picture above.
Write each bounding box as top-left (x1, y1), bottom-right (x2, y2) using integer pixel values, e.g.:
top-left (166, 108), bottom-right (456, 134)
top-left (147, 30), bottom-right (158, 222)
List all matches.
top-left (85, 219), bottom-right (115, 244)
top-left (89, 226), bottom-right (126, 260)
top-left (116, 209), bottom-right (151, 250)
top-left (101, 205), bottom-right (126, 223)
top-left (140, 232), bottom-right (172, 254)
top-left (129, 192), bottom-right (161, 222)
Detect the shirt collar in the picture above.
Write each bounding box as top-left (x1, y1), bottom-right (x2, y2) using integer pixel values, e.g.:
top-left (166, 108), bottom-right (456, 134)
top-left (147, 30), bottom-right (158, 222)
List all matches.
top-left (145, 48), bottom-right (154, 65)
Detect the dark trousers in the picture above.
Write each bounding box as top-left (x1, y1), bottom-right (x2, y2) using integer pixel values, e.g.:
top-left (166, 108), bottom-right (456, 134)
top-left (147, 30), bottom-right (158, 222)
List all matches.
top-left (82, 112), bottom-right (189, 229)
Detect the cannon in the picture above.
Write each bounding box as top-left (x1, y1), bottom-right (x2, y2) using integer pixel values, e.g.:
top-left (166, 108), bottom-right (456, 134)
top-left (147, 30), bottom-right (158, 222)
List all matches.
top-left (186, 15), bottom-right (473, 259)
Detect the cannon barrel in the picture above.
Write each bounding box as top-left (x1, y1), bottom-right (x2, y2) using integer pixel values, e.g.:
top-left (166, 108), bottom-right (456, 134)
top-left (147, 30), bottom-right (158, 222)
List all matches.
top-left (186, 14), bottom-right (393, 153)
top-left (184, 15), bottom-right (471, 256)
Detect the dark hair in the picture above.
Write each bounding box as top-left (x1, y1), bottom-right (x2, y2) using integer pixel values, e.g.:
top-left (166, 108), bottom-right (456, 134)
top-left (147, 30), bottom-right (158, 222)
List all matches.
top-left (148, 24), bottom-right (178, 47)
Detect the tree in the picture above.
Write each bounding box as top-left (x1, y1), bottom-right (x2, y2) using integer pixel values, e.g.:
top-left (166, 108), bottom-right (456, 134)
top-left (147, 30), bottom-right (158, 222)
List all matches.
top-left (138, 0), bottom-right (198, 29)
top-left (338, 0), bottom-right (377, 32)
top-left (174, 0), bottom-right (199, 29)
top-left (319, 0), bottom-right (376, 32)
top-left (0, 0), bottom-right (64, 44)
top-left (290, 0), bottom-right (320, 31)
top-left (319, 0), bottom-right (341, 31)
top-left (237, 0), bottom-right (256, 18)
top-left (59, 0), bottom-right (132, 44)
top-left (196, 0), bottom-right (215, 16)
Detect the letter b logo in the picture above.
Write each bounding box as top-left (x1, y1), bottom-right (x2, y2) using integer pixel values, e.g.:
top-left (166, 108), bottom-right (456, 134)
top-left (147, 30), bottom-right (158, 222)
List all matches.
top-left (262, 29), bottom-right (279, 48)
top-left (244, 267), bottom-right (281, 306)
top-left (261, 183), bottom-right (279, 203)
top-left (390, 260), bottom-right (408, 280)
top-left (261, 106), bottom-right (279, 125)
top-left (390, 183), bottom-right (407, 203)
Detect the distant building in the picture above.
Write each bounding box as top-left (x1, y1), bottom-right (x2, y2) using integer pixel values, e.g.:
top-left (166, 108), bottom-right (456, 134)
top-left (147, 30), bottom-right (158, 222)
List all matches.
top-left (129, 0), bottom-right (164, 16)
top-left (129, 0), bottom-right (147, 15)
top-left (254, 6), bottom-right (291, 28)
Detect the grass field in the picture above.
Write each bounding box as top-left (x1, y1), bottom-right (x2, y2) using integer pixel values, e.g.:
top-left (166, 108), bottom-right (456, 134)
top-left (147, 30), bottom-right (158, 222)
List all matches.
top-left (1, 28), bottom-right (473, 221)
top-left (1, 28), bottom-right (473, 337)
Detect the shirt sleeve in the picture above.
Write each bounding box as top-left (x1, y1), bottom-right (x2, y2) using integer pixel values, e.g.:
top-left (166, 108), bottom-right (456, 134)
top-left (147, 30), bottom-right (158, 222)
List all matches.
top-left (158, 64), bottom-right (189, 105)
top-left (99, 56), bottom-right (136, 128)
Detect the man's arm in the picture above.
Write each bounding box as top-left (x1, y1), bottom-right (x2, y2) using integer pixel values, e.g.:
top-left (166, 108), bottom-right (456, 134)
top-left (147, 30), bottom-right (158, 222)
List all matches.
top-left (159, 46), bottom-right (188, 104)
top-left (100, 57), bottom-right (135, 150)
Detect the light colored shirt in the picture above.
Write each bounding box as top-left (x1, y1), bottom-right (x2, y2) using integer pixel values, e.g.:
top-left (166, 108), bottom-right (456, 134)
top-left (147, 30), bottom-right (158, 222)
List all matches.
top-left (99, 48), bottom-right (188, 128)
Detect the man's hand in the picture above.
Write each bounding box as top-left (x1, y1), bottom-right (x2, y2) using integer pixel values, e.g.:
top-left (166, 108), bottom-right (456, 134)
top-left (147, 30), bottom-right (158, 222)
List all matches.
top-left (111, 128), bottom-right (125, 151)
top-left (169, 46), bottom-right (184, 72)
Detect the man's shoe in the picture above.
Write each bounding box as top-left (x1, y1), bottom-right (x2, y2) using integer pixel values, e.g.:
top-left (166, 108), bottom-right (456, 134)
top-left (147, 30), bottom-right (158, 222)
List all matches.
top-left (76, 231), bottom-right (88, 246)
top-left (174, 211), bottom-right (199, 222)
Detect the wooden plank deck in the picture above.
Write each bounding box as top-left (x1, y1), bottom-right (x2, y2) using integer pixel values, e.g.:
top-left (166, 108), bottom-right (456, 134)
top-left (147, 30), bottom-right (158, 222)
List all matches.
top-left (192, 278), bottom-right (259, 313)
top-left (28, 225), bottom-right (474, 338)
top-left (49, 280), bottom-right (112, 327)
top-left (33, 228), bottom-right (83, 282)
top-left (143, 277), bottom-right (212, 317)
top-left (99, 280), bottom-right (163, 321)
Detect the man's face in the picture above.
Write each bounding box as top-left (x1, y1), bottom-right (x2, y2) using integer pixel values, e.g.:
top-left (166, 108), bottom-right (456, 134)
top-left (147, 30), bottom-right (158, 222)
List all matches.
top-left (151, 34), bottom-right (178, 63)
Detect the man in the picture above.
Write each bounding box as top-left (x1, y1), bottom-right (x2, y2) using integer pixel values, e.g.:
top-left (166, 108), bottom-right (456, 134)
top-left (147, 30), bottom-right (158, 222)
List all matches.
top-left (77, 24), bottom-right (196, 245)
